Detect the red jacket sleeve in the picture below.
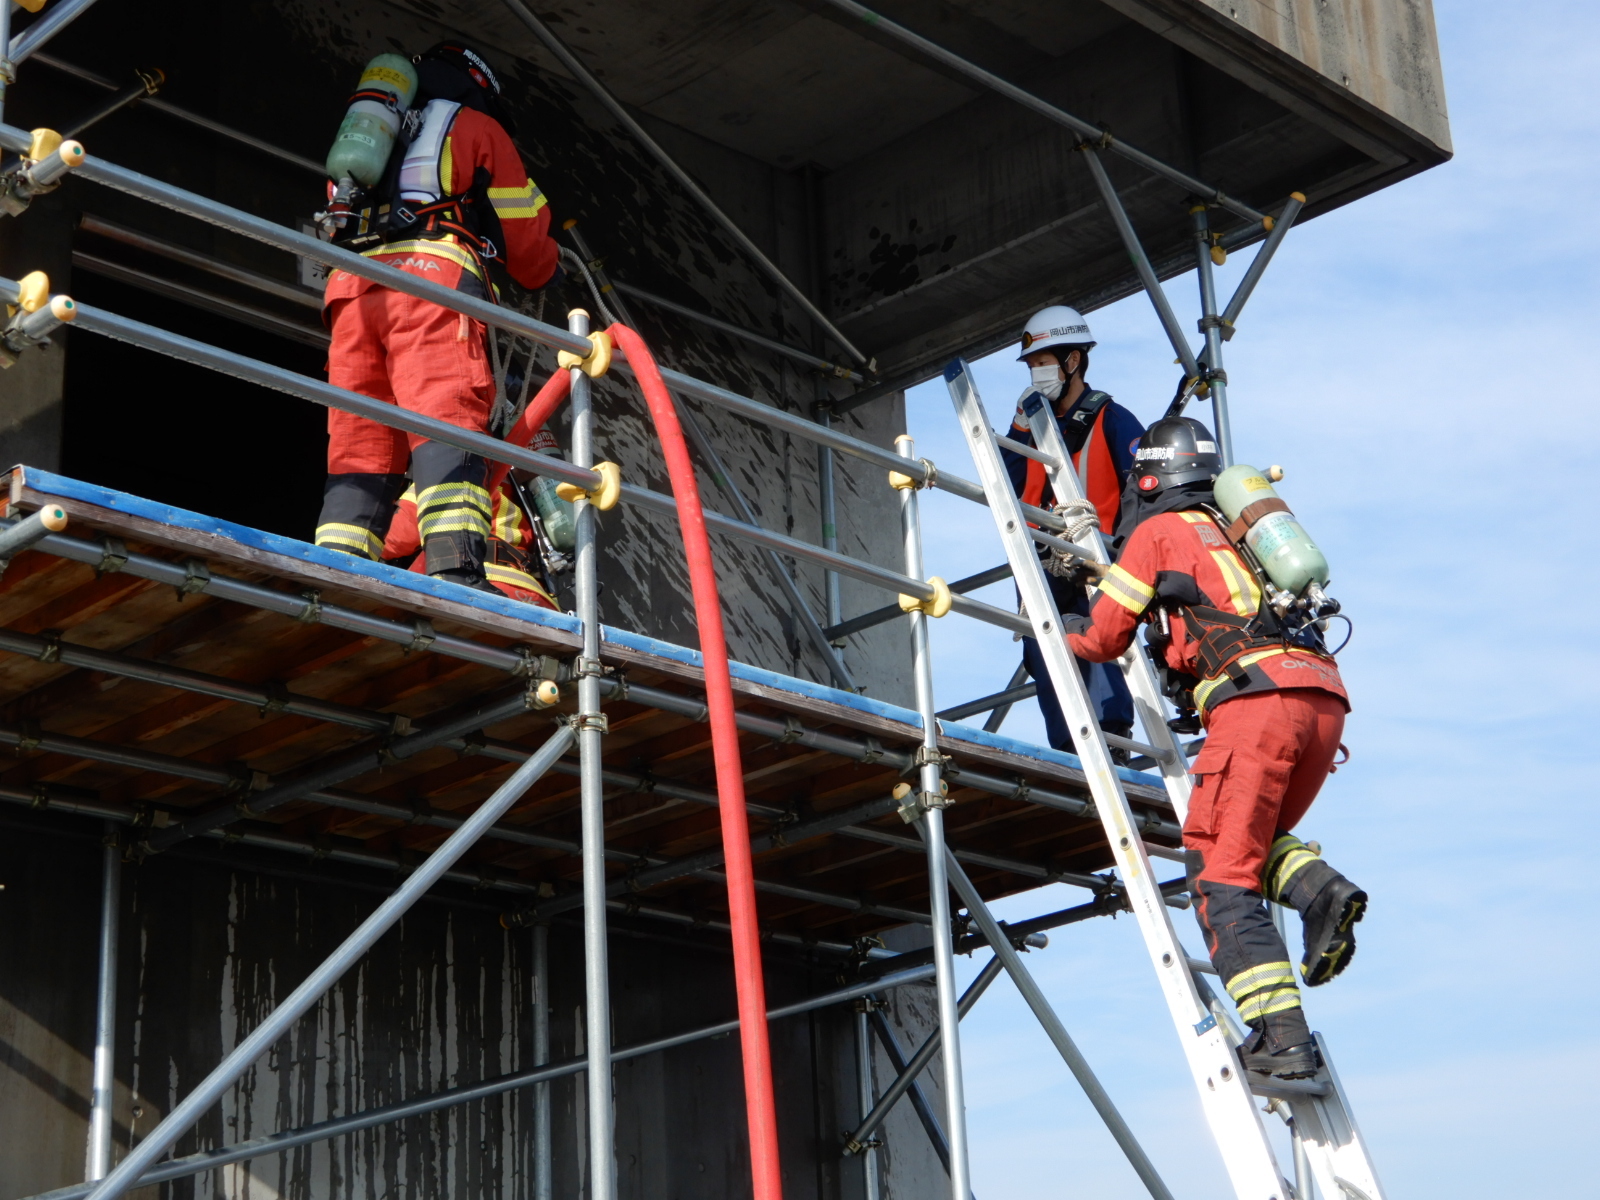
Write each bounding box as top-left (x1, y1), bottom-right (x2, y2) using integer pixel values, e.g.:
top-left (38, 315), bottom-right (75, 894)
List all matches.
top-left (1064, 522), bottom-right (1161, 663)
top-left (446, 108), bottom-right (559, 291)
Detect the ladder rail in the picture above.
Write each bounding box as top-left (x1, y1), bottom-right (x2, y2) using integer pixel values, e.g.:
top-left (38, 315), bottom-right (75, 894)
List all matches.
top-left (1019, 390), bottom-right (1196, 817)
top-left (944, 360), bottom-right (1289, 1200)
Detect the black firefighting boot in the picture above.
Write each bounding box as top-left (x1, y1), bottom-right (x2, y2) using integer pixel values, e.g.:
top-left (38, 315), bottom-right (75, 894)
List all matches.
top-left (1263, 834), bottom-right (1367, 988)
top-left (1102, 720), bottom-right (1134, 766)
top-left (1237, 1008), bottom-right (1321, 1080)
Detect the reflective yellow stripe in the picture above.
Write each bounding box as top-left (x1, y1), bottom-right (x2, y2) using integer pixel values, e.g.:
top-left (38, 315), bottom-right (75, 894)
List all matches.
top-left (315, 523), bottom-right (383, 559)
top-left (439, 135), bottom-right (454, 199)
top-left (488, 179), bottom-right (547, 218)
top-left (1226, 962), bottom-right (1296, 1001)
top-left (1209, 548), bottom-right (1261, 615)
top-left (1237, 985), bottom-right (1302, 1023)
top-left (1193, 647), bottom-right (1295, 715)
top-left (416, 482), bottom-right (493, 539)
top-left (1265, 835), bottom-right (1321, 900)
top-left (485, 561), bottom-right (555, 605)
top-left (1097, 563), bottom-right (1155, 614)
top-left (1178, 511), bottom-right (1210, 524)
top-left (363, 239), bottom-right (483, 277)
top-left (493, 499), bottom-right (524, 542)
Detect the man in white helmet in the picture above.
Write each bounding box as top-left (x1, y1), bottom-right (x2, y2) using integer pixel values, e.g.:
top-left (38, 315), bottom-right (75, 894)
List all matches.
top-left (1001, 305), bottom-right (1146, 753)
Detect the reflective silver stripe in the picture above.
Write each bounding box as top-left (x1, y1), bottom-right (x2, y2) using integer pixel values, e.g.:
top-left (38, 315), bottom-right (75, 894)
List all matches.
top-left (398, 99), bottom-right (460, 205)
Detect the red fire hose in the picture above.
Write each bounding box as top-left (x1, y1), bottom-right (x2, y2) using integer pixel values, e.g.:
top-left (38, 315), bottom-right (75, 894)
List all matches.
top-left (603, 323), bottom-right (785, 1200)
top-left (486, 368), bottom-right (572, 498)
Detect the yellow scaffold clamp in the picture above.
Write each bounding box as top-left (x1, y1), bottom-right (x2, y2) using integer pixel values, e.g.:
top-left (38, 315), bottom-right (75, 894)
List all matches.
top-left (557, 329), bottom-right (613, 378)
top-left (556, 461), bottom-right (622, 511)
top-left (899, 576), bottom-right (952, 618)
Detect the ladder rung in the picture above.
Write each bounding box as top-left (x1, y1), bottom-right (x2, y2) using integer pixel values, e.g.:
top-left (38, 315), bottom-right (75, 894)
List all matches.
top-left (1248, 1074), bottom-right (1332, 1100)
top-left (1185, 955), bottom-right (1217, 976)
top-left (995, 433), bottom-right (1064, 470)
top-left (1143, 843), bottom-right (1186, 864)
top-left (1104, 732), bottom-right (1171, 761)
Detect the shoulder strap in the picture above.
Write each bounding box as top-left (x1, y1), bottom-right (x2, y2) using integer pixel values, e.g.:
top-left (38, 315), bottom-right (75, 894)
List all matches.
top-left (1060, 389), bottom-right (1113, 455)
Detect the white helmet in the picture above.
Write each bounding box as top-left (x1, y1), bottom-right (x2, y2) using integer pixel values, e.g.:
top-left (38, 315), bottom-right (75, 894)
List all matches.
top-left (1017, 305), bottom-right (1096, 361)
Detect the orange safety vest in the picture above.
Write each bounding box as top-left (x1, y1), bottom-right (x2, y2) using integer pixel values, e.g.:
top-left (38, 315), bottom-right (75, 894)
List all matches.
top-left (1020, 402), bottom-right (1121, 533)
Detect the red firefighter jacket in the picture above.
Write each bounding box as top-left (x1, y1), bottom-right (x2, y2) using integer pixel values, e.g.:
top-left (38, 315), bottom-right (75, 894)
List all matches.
top-left (1065, 509), bottom-right (1347, 721)
top-left (325, 103), bottom-right (558, 303)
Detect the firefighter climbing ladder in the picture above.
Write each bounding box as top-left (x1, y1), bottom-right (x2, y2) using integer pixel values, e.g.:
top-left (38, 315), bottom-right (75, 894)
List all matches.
top-left (944, 358), bottom-right (1385, 1200)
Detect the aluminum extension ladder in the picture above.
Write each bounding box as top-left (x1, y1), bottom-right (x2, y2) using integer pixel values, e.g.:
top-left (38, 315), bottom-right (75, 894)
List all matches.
top-left (943, 360), bottom-right (1384, 1200)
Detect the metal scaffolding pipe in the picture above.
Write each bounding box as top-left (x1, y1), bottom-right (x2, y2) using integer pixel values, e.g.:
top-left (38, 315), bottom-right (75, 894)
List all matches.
top-left (0, 151), bottom-right (1059, 529)
top-left (33, 53), bottom-right (325, 174)
top-left (81, 724), bottom-right (576, 1200)
top-left (937, 682), bottom-right (1037, 723)
top-left (984, 661), bottom-right (1031, 734)
top-left (613, 279), bottom-right (865, 382)
top-left (1220, 192), bottom-right (1307, 330)
top-left (561, 227), bottom-right (856, 690)
top-left (823, 563), bottom-right (1013, 642)
top-left (854, 1003), bottom-right (881, 1200)
top-left (71, 251), bottom-right (329, 347)
top-left (0, 623), bottom-right (1076, 902)
top-left (85, 820), bottom-right (119, 1181)
top-left (531, 923), bottom-right (553, 1200)
top-left (1080, 148), bottom-right (1200, 380)
top-left (847, 955), bottom-right (1003, 1154)
top-left (144, 688), bottom-right (540, 852)
top-left (9, 0), bottom-right (102, 67)
top-left (943, 851), bottom-right (1174, 1200)
top-left (1191, 205), bottom-right (1234, 465)
top-left (27, 963), bottom-right (937, 1200)
top-left (867, 1006), bottom-right (963, 1187)
top-left (8, 527), bottom-right (1180, 840)
top-left (897, 434), bottom-right (972, 1200)
top-left (79, 214), bottom-right (323, 309)
top-left (567, 306), bottom-right (619, 1200)
top-left (814, 0), bottom-right (1267, 227)
top-left (499, 0), bottom-right (868, 367)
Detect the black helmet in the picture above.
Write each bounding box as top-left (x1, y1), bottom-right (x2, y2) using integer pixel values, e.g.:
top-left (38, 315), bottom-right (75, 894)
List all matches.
top-left (416, 42), bottom-right (514, 130)
top-left (1130, 416), bottom-right (1222, 497)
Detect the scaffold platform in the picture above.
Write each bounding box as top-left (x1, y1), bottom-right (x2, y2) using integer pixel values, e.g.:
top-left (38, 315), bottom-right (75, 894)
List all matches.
top-left (0, 465), bottom-right (1181, 951)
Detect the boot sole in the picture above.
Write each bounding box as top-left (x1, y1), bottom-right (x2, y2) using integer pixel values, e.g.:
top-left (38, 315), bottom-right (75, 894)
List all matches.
top-left (1240, 1045), bottom-right (1323, 1080)
top-left (1302, 890), bottom-right (1366, 988)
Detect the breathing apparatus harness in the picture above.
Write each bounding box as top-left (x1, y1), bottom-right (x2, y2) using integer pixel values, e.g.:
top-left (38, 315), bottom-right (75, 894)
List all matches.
top-left (323, 45), bottom-right (511, 283)
top-left (1124, 417), bottom-right (1337, 730)
top-left (328, 108), bottom-right (506, 282)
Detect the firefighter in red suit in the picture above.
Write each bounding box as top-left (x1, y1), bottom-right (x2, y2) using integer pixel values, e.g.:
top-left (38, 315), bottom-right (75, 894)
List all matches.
top-left (315, 42), bottom-right (559, 590)
top-left (1063, 416), bottom-right (1367, 1079)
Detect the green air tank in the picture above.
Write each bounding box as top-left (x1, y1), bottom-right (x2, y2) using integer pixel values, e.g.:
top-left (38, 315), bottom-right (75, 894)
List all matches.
top-left (325, 54), bottom-right (418, 187)
top-left (1213, 464), bottom-right (1330, 595)
top-left (529, 429), bottom-right (577, 551)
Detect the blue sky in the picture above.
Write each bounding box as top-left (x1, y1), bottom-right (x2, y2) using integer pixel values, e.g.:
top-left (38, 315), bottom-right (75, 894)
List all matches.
top-left (898, 2), bottom-right (1600, 1195)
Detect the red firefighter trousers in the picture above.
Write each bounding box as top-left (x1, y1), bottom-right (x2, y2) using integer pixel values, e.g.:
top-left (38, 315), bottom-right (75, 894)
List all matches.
top-left (1185, 688), bottom-right (1345, 1026)
top-left (1185, 688), bottom-right (1346, 891)
top-left (316, 288), bottom-right (495, 572)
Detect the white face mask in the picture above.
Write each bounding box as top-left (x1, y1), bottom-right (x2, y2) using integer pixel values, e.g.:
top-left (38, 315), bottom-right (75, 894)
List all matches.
top-left (1030, 364), bottom-right (1064, 400)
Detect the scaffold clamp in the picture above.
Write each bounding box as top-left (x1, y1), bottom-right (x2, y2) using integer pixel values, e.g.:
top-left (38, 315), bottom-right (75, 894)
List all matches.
top-left (557, 328), bottom-right (614, 377)
top-left (556, 461), bottom-right (622, 510)
top-left (898, 576), bottom-right (952, 618)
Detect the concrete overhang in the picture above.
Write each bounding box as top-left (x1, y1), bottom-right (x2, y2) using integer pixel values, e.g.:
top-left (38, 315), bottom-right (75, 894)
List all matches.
top-left (362, 0), bottom-right (1448, 389)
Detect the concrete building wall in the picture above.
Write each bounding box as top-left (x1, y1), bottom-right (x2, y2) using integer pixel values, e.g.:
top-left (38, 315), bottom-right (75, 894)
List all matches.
top-left (0, 817), bottom-right (944, 1200)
